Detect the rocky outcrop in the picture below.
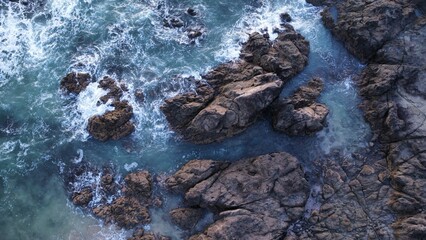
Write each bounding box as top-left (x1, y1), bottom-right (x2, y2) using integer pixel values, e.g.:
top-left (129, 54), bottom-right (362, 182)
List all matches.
top-left (60, 72), bottom-right (91, 94)
top-left (161, 26), bottom-right (309, 144)
top-left (166, 152), bottom-right (310, 239)
top-left (271, 78), bottom-right (329, 135)
top-left (319, 0), bottom-right (417, 62)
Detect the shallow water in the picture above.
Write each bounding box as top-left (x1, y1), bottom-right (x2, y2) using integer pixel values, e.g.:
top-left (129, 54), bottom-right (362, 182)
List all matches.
top-left (0, 0), bottom-right (370, 239)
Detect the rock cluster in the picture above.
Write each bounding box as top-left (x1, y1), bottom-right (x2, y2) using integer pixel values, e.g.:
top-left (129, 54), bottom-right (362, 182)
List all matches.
top-left (60, 74), bottom-right (135, 141)
top-left (165, 152), bottom-right (310, 239)
top-left (271, 77), bottom-right (329, 135)
top-left (64, 163), bottom-right (164, 239)
top-left (161, 26), bottom-right (310, 144)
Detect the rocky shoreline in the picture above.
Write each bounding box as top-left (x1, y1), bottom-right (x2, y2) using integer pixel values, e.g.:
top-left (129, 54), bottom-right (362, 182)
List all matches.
top-left (63, 1), bottom-right (426, 239)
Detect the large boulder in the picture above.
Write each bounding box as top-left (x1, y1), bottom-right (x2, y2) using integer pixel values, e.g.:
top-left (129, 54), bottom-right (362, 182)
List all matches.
top-left (271, 78), bottom-right (329, 135)
top-left (161, 26), bottom-right (309, 144)
top-left (167, 152), bottom-right (310, 239)
top-left (60, 72), bottom-right (91, 94)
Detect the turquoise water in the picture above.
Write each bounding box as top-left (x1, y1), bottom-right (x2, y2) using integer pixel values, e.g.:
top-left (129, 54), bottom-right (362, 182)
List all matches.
top-left (0, 0), bottom-right (370, 239)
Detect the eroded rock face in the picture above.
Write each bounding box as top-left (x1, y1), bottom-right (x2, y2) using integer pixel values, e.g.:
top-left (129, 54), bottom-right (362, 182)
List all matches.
top-left (320, 0), bottom-right (417, 62)
top-left (166, 152), bottom-right (310, 239)
top-left (169, 208), bottom-right (203, 230)
top-left (271, 78), bottom-right (329, 135)
top-left (161, 27), bottom-right (309, 144)
top-left (124, 171), bottom-right (152, 198)
top-left (60, 72), bottom-right (91, 94)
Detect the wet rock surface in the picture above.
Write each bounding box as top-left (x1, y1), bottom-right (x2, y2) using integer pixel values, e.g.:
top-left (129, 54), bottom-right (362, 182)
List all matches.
top-left (161, 26), bottom-right (309, 144)
top-left (167, 152), bottom-right (310, 239)
top-left (271, 77), bottom-right (329, 135)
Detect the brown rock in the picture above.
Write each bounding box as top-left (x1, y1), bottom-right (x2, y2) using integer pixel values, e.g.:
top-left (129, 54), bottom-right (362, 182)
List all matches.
top-left (60, 72), bottom-right (91, 94)
top-left (181, 152), bottom-right (309, 239)
top-left (93, 196), bottom-right (150, 229)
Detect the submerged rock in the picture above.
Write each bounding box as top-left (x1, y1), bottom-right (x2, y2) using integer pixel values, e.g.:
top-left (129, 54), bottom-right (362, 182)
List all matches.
top-left (169, 207), bottom-right (203, 230)
top-left (167, 152), bottom-right (310, 239)
top-left (60, 72), bottom-right (91, 94)
top-left (93, 196), bottom-right (151, 229)
top-left (161, 26), bottom-right (309, 144)
top-left (271, 78), bottom-right (329, 135)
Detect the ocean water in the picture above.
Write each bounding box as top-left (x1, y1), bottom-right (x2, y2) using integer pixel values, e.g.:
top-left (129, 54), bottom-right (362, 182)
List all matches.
top-left (0, 0), bottom-right (371, 239)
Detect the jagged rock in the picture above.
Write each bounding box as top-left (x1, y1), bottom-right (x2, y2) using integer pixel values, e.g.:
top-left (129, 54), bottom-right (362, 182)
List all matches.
top-left (60, 72), bottom-right (91, 94)
top-left (161, 26), bottom-right (309, 143)
top-left (320, 0), bottom-right (417, 62)
top-left (393, 214), bottom-right (426, 240)
top-left (169, 207), bottom-right (203, 230)
top-left (271, 78), bottom-right (329, 135)
top-left (87, 101), bottom-right (135, 141)
top-left (124, 171), bottom-right (152, 198)
top-left (72, 187), bottom-right (93, 206)
top-left (169, 152), bottom-right (309, 239)
top-left (93, 196), bottom-right (150, 229)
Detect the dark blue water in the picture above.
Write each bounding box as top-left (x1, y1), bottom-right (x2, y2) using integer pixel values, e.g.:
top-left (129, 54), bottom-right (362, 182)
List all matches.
top-left (0, 0), bottom-right (370, 239)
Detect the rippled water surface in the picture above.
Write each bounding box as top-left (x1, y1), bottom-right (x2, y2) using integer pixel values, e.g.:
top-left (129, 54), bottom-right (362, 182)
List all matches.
top-left (0, 0), bottom-right (370, 239)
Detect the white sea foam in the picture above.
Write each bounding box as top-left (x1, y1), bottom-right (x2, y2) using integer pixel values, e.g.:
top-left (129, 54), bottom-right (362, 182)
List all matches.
top-left (63, 82), bottom-right (114, 141)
